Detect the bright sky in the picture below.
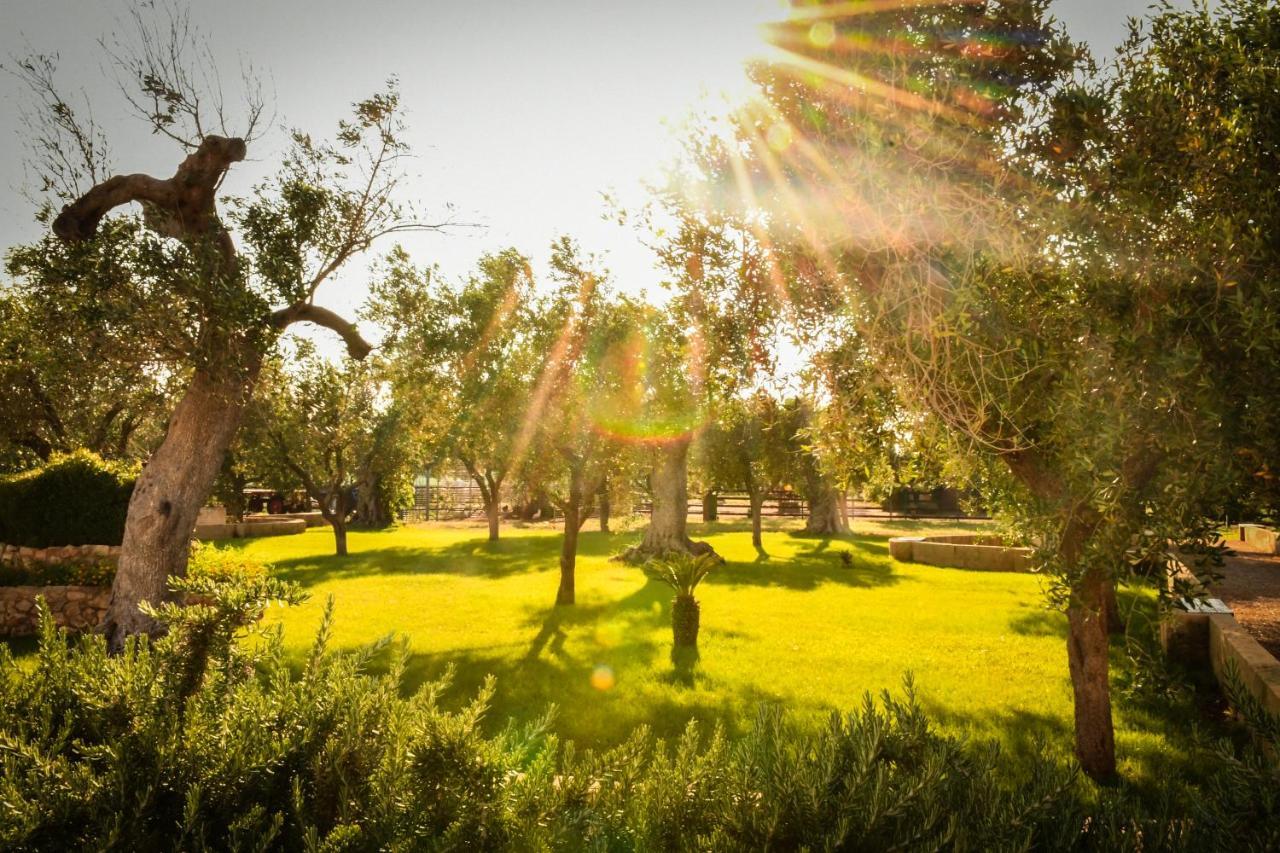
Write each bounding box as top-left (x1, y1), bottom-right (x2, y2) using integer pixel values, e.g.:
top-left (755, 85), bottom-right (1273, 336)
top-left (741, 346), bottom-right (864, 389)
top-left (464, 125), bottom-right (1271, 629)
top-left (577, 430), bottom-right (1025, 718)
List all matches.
top-left (0, 0), bottom-right (1180, 334)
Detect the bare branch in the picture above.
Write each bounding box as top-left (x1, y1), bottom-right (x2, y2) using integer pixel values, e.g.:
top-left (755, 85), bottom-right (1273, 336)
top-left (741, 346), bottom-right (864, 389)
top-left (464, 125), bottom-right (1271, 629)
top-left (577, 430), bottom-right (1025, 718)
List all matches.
top-left (270, 303), bottom-right (372, 359)
top-left (101, 1), bottom-right (269, 149)
top-left (4, 52), bottom-right (113, 206)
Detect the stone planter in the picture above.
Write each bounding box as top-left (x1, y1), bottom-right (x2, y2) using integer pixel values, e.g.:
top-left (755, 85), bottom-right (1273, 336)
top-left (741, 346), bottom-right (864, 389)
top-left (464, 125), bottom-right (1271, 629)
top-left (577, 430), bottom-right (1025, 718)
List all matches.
top-left (194, 517), bottom-right (307, 540)
top-left (888, 534), bottom-right (1033, 572)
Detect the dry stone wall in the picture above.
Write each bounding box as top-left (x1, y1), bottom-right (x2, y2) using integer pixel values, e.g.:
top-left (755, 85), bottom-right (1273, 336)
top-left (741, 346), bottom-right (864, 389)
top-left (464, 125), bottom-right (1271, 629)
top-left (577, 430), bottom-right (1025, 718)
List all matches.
top-left (0, 542), bottom-right (119, 636)
top-left (0, 542), bottom-right (120, 567)
top-left (0, 584), bottom-right (109, 636)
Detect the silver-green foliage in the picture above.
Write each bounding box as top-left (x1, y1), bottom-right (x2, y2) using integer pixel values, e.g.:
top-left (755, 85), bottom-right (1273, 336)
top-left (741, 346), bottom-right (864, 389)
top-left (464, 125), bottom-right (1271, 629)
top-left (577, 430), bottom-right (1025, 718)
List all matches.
top-left (1, 576), bottom-right (1278, 851)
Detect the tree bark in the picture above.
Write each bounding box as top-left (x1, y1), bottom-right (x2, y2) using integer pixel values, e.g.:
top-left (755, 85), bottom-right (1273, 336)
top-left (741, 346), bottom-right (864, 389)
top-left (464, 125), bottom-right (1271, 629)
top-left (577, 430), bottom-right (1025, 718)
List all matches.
top-left (331, 515), bottom-right (349, 556)
top-left (598, 477), bottom-right (611, 533)
top-left (1067, 568), bottom-right (1117, 780)
top-left (626, 439), bottom-right (715, 561)
top-left (1104, 579), bottom-right (1125, 635)
top-left (354, 463), bottom-right (391, 528)
top-left (485, 498), bottom-right (501, 541)
top-left (749, 486), bottom-right (764, 551)
top-left (557, 466), bottom-right (583, 606)
top-left (804, 474), bottom-right (849, 535)
top-left (101, 364), bottom-right (256, 649)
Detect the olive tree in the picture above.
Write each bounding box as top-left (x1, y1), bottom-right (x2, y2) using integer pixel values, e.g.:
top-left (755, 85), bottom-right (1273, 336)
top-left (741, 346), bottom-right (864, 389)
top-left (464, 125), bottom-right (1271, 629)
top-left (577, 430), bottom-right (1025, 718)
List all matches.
top-left (369, 248), bottom-right (543, 541)
top-left (255, 352), bottom-right (387, 556)
top-left (6, 10), bottom-right (444, 644)
top-left (711, 0), bottom-right (1280, 780)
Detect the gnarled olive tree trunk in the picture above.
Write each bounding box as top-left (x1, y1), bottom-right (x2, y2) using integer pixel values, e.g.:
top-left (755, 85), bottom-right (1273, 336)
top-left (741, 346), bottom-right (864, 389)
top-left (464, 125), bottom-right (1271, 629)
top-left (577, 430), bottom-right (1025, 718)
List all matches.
top-left (624, 438), bottom-right (715, 561)
top-left (354, 462), bottom-right (392, 528)
top-left (1007, 452), bottom-right (1116, 780)
top-left (106, 362), bottom-right (258, 646)
top-left (804, 474), bottom-right (848, 535)
top-left (52, 134), bottom-right (373, 650)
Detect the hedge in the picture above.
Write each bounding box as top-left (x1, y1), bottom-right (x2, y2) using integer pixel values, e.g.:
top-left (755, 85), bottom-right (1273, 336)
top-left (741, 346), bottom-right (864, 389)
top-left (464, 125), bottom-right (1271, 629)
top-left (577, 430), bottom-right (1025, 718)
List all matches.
top-left (0, 450), bottom-right (137, 547)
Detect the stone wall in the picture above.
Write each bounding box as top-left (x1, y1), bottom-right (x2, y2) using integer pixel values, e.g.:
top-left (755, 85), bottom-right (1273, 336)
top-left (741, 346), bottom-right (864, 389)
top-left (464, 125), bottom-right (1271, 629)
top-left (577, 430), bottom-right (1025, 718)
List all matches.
top-left (0, 542), bottom-right (120, 567)
top-left (1239, 524), bottom-right (1279, 555)
top-left (0, 584), bottom-right (109, 636)
top-left (1209, 612), bottom-right (1280, 715)
top-left (888, 535), bottom-right (1033, 572)
top-left (194, 517), bottom-right (308, 540)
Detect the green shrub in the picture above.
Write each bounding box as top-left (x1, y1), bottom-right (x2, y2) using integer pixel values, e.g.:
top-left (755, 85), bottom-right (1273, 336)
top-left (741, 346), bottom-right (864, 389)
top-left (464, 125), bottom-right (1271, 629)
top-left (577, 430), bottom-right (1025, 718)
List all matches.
top-left (0, 450), bottom-right (136, 547)
top-left (187, 541), bottom-right (269, 583)
top-left (1, 576), bottom-right (1278, 850)
top-left (0, 558), bottom-right (115, 588)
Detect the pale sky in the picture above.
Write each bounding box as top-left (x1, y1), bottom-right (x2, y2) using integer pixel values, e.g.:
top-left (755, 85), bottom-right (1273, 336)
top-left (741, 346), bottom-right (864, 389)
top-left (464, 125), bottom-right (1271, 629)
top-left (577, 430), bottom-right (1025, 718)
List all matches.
top-left (0, 0), bottom-right (1175, 337)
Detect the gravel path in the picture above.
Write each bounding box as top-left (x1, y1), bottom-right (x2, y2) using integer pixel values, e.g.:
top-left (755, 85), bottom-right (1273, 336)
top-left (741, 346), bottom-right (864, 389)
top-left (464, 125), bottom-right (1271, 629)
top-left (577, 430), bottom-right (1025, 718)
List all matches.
top-left (1213, 538), bottom-right (1280, 658)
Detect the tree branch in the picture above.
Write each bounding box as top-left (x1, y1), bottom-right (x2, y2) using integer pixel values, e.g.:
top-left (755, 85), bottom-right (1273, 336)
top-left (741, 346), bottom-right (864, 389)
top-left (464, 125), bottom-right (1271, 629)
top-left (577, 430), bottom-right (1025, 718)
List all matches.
top-left (270, 303), bottom-right (372, 359)
top-left (52, 134), bottom-right (245, 255)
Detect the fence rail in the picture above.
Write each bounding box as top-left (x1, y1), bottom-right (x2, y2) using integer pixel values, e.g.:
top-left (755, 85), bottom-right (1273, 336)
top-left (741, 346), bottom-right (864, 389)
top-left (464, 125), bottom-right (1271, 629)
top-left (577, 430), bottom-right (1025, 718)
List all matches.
top-left (402, 485), bottom-right (989, 524)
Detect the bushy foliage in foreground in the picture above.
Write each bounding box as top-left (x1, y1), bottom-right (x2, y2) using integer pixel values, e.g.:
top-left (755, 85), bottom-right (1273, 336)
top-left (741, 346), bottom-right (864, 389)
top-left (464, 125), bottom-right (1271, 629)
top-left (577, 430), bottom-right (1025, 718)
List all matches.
top-left (1, 577), bottom-right (1277, 851)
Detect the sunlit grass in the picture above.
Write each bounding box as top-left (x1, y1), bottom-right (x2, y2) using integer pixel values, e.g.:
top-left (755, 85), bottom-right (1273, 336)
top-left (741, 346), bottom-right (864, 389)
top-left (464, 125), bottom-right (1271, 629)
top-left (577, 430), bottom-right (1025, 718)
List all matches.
top-left (234, 518), bottom-right (1205, 785)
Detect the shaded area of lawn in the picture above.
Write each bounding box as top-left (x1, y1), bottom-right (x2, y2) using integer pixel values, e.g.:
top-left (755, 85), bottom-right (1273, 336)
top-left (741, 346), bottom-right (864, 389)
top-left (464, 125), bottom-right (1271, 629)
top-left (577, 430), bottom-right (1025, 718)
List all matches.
top-left (229, 518), bottom-right (1214, 784)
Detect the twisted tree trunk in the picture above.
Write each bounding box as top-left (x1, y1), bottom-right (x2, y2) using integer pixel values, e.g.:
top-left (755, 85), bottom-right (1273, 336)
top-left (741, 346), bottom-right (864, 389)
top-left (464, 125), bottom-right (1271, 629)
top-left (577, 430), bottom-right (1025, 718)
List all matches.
top-left (1067, 568), bottom-right (1117, 780)
top-left (103, 362), bottom-right (257, 647)
top-left (1006, 450), bottom-right (1116, 780)
top-left (52, 134), bottom-right (374, 649)
top-left (625, 439), bottom-right (715, 561)
top-left (804, 475), bottom-right (848, 535)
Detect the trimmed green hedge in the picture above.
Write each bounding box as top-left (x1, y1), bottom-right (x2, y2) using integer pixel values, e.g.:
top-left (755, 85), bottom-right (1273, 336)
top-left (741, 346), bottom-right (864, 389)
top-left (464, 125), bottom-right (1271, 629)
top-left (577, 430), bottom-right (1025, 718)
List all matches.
top-left (0, 450), bottom-right (136, 547)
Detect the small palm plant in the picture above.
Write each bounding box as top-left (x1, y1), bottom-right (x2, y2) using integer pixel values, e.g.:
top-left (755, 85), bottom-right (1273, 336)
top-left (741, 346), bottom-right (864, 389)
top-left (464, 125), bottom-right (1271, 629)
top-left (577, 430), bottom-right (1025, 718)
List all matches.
top-left (645, 552), bottom-right (720, 655)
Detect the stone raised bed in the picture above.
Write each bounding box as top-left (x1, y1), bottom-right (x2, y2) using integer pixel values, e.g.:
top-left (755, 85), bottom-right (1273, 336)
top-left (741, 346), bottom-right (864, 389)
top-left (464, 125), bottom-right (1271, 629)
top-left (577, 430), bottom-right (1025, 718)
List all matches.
top-left (194, 517), bottom-right (307, 540)
top-left (888, 534), bottom-right (1033, 572)
top-left (0, 584), bottom-right (109, 636)
top-left (1239, 523), bottom-right (1279, 555)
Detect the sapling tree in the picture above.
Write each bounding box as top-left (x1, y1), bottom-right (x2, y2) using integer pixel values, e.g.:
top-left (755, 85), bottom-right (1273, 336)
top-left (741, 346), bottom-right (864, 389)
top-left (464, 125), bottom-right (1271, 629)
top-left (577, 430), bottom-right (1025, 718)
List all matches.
top-left (695, 392), bottom-right (793, 551)
top-left (369, 248), bottom-right (542, 541)
top-left (255, 352), bottom-right (386, 556)
top-left (6, 8), bottom-right (445, 644)
top-left (518, 238), bottom-right (633, 604)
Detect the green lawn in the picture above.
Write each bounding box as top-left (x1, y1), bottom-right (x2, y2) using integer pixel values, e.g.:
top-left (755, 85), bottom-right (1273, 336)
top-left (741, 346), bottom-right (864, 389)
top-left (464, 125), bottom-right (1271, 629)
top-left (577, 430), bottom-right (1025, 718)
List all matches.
top-left (228, 518), bottom-right (1203, 784)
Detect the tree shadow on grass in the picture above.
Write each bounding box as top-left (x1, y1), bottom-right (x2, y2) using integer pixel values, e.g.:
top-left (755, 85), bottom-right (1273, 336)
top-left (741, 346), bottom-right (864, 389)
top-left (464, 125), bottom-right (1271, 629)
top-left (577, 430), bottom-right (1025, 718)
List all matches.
top-left (377, 608), bottom-right (784, 747)
top-left (708, 537), bottom-right (905, 592)
top-left (266, 529), bottom-right (629, 587)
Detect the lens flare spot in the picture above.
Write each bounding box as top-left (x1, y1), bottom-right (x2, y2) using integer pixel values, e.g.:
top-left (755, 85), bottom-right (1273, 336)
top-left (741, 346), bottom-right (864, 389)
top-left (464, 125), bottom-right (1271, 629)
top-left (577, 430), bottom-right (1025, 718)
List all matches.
top-left (590, 664), bottom-right (616, 691)
top-left (808, 21), bottom-right (836, 49)
top-left (766, 122), bottom-right (794, 151)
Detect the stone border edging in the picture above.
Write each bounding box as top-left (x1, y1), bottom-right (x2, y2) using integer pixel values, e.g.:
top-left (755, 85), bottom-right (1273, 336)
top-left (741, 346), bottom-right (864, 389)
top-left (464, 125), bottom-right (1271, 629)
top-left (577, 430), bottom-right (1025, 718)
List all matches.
top-left (194, 517), bottom-right (307, 540)
top-left (1209, 612), bottom-right (1280, 715)
top-left (0, 542), bottom-right (120, 567)
top-left (889, 534), bottom-right (1033, 572)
